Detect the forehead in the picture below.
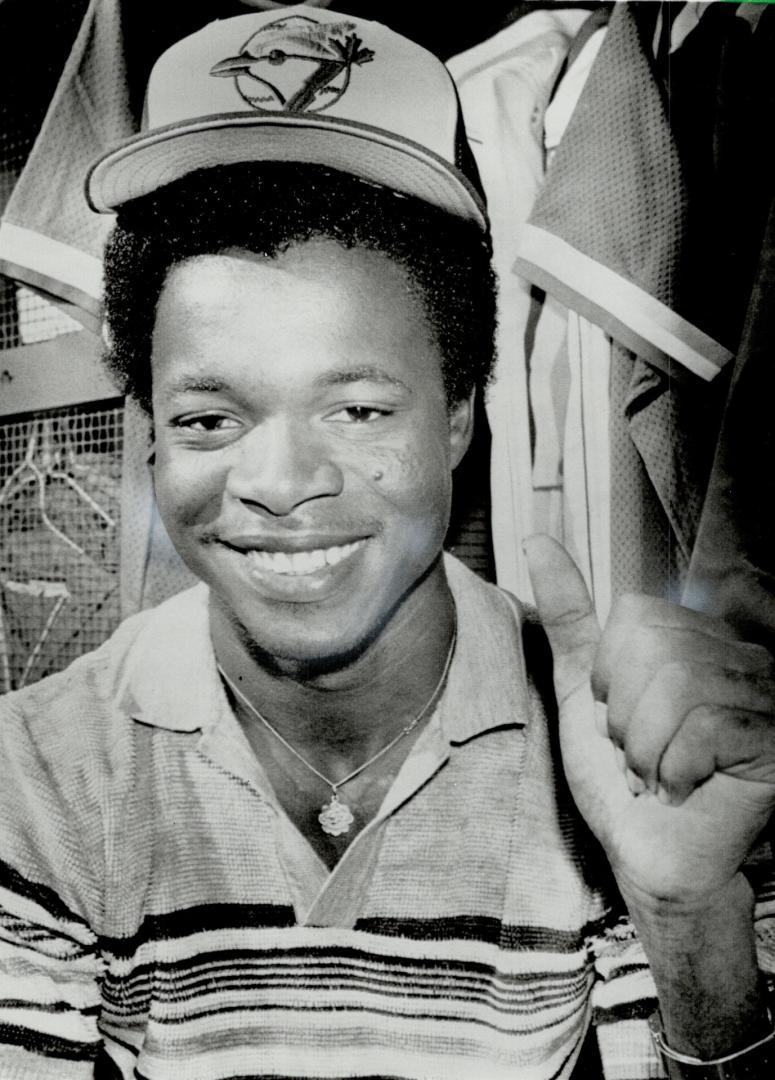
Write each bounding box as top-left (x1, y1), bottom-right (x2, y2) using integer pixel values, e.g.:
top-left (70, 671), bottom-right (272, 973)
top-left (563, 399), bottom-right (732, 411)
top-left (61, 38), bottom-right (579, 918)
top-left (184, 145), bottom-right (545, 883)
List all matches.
top-left (160, 239), bottom-right (422, 319)
top-left (151, 239), bottom-right (443, 397)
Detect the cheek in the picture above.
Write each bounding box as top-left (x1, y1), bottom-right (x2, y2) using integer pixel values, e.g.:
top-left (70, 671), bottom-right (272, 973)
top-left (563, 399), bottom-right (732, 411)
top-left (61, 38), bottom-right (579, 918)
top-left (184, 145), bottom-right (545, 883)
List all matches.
top-left (368, 437), bottom-right (453, 555)
top-left (152, 451), bottom-right (227, 530)
top-left (369, 419), bottom-right (452, 501)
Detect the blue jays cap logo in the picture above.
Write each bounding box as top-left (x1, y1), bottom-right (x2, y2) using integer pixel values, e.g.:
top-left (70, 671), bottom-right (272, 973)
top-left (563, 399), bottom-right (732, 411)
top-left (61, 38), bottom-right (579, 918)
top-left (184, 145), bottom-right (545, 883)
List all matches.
top-left (210, 14), bottom-right (375, 113)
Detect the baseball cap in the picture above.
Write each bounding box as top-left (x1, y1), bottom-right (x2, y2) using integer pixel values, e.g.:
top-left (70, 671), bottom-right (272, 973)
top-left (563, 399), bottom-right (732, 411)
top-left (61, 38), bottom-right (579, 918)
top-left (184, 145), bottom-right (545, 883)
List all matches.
top-left (86, 5), bottom-right (487, 229)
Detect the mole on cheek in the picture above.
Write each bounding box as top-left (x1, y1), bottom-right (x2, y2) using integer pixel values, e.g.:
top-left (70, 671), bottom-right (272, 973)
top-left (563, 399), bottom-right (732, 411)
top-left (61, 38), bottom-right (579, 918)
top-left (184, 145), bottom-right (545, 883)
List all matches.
top-left (370, 448), bottom-right (413, 481)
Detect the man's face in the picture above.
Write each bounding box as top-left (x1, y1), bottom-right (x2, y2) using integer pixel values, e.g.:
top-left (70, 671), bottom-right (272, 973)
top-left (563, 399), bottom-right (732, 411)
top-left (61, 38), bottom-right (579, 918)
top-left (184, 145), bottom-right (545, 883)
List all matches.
top-left (150, 239), bottom-right (472, 665)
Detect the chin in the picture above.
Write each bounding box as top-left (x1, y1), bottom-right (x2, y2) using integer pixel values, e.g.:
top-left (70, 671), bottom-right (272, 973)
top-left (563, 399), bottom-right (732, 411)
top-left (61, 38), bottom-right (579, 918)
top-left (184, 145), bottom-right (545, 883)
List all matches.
top-left (217, 588), bottom-right (383, 666)
top-left (241, 621), bottom-right (381, 676)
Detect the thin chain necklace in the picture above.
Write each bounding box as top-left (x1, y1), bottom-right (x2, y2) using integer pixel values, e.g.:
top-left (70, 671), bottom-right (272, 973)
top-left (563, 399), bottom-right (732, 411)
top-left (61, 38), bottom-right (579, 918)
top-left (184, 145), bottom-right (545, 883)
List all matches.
top-left (217, 627), bottom-right (456, 837)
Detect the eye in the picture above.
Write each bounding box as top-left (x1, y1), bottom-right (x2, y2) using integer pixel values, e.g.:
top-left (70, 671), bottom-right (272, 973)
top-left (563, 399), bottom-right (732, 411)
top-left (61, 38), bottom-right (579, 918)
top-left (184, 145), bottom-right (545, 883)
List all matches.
top-left (173, 413), bottom-right (241, 432)
top-left (330, 406), bottom-right (392, 424)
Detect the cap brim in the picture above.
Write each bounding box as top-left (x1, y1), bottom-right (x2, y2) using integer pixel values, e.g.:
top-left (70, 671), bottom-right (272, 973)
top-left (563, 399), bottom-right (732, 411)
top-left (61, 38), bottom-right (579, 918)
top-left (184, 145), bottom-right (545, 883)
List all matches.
top-left (86, 112), bottom-right (487, 230)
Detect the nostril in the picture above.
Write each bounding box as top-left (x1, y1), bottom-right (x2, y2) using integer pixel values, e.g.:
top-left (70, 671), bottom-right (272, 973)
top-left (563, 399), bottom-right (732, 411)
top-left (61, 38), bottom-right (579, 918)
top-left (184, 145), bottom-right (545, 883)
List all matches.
top-left (228, 447), bottom-right (344, 516)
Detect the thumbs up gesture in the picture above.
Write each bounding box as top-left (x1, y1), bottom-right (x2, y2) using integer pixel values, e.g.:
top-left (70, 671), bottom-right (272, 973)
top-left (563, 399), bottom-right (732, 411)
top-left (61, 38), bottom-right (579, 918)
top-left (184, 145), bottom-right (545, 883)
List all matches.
top-left (523, 534), bottom-right (775, 912)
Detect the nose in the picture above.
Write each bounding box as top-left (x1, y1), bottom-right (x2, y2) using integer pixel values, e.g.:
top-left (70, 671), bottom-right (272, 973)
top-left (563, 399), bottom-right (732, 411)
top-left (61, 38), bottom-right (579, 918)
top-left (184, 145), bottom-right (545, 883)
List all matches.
top-left (226, 417), bottom-right (344, 516)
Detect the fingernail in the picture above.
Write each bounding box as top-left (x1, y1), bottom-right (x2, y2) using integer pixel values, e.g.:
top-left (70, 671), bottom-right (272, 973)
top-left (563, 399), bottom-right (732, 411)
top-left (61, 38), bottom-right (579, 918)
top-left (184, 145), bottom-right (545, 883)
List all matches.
top-left (626, 769), bottom-right (646, 795)
top-left (594, 701), bottom-right (609, 737)
top-left (657, 785), bottom-right (672, 806)
top-left (614, 747), bottom-right (626, 773)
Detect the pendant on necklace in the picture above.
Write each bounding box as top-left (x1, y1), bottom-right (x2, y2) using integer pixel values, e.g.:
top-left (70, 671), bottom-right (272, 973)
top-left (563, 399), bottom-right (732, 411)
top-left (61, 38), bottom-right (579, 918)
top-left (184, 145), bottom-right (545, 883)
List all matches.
top-left (318, 793), bottom-right (354, 836)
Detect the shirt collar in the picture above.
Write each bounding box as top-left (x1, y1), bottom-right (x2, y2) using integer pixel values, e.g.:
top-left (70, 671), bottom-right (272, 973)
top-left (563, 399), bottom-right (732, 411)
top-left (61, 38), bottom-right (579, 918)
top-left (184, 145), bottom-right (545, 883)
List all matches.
top-left (116, 582), bottom-right (220, 732)
top-left (116, 554), bottom-right (531, 740)
top-left (438, 554), bottom-right (530, 743)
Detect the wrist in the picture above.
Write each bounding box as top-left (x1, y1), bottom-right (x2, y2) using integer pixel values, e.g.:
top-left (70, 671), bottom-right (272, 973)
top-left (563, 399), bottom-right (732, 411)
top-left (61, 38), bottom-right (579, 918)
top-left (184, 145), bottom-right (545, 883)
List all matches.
top-left (620, 872), bottom-right (755, 963)
top-left (622, 875), bottom-right (766, 1059)
top-left (618, 868), bottom-right (755, 932)
top-left (649, 999), bottom-right (775, 1079)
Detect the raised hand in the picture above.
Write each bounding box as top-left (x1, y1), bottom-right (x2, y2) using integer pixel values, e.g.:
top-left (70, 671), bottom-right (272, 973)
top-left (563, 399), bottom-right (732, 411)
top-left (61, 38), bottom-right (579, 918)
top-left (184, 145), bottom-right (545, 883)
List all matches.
top-left (523, 534), bottom-right (775, 913)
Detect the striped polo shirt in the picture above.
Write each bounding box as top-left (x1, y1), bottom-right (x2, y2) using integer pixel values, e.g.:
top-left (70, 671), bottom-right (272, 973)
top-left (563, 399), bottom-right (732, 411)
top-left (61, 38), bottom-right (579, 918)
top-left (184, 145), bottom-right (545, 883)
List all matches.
top-left (1, 555), bottom-right (671, 1079)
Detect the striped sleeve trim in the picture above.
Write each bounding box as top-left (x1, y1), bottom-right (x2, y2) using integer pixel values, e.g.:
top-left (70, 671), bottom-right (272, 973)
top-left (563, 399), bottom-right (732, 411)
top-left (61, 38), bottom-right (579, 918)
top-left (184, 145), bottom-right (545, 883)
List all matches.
top-left (0, 860), bottom-right (93, 940)
top-left (0, 1001), bottom-right (99, 1016)
top-left (0, 863), bottom-right (102, 1067)
top-left (594, 1018), bottom-right (664, 1080)
top-left (515, 224), bottom-right (734, 381)
top-left (0, 223), bottom-right (103, 317)
top-left (588, 917), bottom-right (657, 1030)
top-left (0, 1022), bottom-right (100, 1062)
top-left (0, 1045), bottom-right (97, 1080)
top-left (0, 896), bottom-right (96, 957)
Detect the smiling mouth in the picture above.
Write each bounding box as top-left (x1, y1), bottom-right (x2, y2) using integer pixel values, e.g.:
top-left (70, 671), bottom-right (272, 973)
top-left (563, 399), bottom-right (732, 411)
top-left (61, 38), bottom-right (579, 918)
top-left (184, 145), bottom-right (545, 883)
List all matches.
top-left (242, 539), bottom-right (367, 576)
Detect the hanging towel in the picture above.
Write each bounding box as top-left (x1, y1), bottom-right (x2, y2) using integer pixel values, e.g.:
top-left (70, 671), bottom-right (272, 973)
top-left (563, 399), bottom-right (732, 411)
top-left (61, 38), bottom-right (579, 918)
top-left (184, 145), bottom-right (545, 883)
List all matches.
top-left (528, 11), bottom-right (613, 621)
top-left (447, 5), bottom-right (588, 599)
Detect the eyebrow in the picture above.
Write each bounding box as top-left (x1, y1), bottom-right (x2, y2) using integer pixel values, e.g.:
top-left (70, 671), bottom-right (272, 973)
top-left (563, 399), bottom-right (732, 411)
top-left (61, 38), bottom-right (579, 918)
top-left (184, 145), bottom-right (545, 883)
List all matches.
top-left (314, 367), bottom-right (412, 394)
top-left (164, 375), bottom-right (227, 396)
top-left (163, 367), bottom-right (413, 397)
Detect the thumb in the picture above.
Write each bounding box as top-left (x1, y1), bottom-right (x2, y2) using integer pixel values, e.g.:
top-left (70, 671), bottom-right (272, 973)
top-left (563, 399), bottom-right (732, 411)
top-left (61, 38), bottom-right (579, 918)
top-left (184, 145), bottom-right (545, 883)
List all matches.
top-left (523, 535), bottom-right (601, 706)
top-left (524, 536), bottom-right (625, 836)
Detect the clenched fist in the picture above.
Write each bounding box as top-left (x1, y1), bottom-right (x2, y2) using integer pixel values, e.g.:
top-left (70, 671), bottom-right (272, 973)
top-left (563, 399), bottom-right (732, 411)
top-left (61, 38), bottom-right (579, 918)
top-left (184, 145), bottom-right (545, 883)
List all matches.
top-left (524, 534), bottom-right (775, 912)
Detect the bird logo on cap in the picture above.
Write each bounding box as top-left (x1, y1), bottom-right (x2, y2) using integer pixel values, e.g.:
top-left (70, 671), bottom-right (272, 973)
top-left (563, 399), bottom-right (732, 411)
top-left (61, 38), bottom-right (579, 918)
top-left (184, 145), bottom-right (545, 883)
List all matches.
top-left (210, 14), bottom-right (374, 113)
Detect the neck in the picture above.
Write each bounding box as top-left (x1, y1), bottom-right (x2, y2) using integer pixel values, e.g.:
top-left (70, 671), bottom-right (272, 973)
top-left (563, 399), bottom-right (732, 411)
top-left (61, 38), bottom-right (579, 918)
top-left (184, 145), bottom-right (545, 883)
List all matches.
top-left (210, 557), bottom-right (456, 765)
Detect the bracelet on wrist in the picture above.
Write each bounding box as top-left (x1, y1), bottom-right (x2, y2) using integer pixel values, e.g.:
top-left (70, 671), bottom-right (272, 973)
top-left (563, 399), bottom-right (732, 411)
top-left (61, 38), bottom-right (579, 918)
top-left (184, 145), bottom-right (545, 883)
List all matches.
top-left (648, 1010), bottom-right (775, 1079)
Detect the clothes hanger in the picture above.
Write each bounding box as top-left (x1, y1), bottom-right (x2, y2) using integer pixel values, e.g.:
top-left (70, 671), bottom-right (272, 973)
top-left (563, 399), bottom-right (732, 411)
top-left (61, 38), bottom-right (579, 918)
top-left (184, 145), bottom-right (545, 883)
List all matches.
top-left (0, 417), bottom-right (117, 690)
top-left (0, 578), bottom-right (70, 689)
top-left (0, 420), bottom-right (115, 559)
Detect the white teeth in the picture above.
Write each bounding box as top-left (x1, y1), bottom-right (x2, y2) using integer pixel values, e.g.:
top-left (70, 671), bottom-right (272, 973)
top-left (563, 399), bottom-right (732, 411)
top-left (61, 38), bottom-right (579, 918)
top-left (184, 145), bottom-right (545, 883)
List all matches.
top-left (245, 541), bottom-right (363, 576)
top-left (273, 552), bottom-right (293, 574)
top-left (325, 543), bottom-right (357, 567)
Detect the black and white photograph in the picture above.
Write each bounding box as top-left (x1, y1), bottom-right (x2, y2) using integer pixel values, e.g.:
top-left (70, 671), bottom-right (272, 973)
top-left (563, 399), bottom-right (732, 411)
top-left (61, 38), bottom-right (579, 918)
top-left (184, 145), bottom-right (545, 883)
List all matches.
top-left (1, 2), bottom-right (774, 1077)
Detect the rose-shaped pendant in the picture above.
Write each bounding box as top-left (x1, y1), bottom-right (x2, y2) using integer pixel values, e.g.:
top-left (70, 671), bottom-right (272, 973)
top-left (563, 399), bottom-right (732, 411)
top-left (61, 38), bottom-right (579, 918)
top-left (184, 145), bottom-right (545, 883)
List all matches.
top-left (318, 794), bottom-right (354, 836)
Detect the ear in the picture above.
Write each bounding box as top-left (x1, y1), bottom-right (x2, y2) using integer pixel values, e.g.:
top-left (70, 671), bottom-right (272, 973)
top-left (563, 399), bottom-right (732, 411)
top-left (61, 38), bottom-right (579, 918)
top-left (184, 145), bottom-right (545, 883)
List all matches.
top-left (448, 389), bottom-right (476, 470)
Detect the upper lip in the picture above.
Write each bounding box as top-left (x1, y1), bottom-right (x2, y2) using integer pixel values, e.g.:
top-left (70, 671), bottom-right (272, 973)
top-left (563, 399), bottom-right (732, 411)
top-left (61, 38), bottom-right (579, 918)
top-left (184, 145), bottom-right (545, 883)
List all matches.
top-left (220, 533), bottom-right (370, 554)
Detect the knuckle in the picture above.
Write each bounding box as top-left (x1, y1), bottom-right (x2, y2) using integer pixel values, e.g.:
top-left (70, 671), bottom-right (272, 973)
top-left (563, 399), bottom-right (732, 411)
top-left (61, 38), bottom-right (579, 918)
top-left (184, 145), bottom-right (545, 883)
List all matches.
top-left (659, 658), bottom-right (694, 687)
top-left (659, 716), bottom-right (717, 792)
top-left (659, 744), bottom-right (700, 791)
top-left (683, 703), bottom-right (719, 733)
